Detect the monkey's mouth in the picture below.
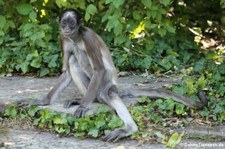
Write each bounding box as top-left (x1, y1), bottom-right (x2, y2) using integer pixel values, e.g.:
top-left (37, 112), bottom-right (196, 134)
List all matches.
top-left (63, 31), bottom-right (73, 35)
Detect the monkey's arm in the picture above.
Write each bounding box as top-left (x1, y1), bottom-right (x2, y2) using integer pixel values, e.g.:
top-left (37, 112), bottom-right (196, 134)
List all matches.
top-left (62, 50), bottom-right (70, 72)
top-left (74, 33), bottom-right (105, 118)
top-left (60, 37), bottom-right (70, 72)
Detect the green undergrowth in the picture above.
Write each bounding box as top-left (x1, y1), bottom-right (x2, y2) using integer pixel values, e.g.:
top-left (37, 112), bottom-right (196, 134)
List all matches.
top-left (2, 92), bottom-right (225, 147)
top-left (1, 102), bottom-right (184, 147)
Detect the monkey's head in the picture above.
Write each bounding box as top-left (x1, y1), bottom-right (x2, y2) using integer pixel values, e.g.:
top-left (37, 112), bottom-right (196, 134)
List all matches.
top-left (59, 8), bottom-right (82, 37)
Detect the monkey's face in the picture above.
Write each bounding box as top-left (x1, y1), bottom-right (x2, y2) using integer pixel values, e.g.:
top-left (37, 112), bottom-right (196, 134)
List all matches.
top-left (60, 12), bottom-right (79, 36)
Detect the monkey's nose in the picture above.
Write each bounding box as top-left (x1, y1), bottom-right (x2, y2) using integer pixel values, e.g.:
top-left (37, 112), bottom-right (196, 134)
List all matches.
top-left (65, 26), bottom-right (70, 31)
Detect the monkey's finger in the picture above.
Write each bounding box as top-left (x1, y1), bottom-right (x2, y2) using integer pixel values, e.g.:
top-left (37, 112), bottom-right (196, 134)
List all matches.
top-left (103, 133), bottom-right (118, 142)
top-left (103, 133), bottom-right (114, 141)
top-left (81, 111), bottom-right (86, 118)
top-left (74, 109), bottom-right (82, 118)
top-left (64, 100), bottom-right (80, 108)
top-left (112, 135), bottom-right (123, 142)
top-left (64, 100), bottom-right (73, 108)
top-left (74, 105), bottom-right (89, 118)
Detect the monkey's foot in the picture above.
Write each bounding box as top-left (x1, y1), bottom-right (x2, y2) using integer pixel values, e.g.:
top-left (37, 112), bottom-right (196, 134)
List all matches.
top-left (17, 99), bottom-right (49, 107)
top-left (64, 99), bottom-right (80, 108)
top-left (74, 105), bottom-right (89, 118)
top-left (103, 128), bottom-right (128, 142)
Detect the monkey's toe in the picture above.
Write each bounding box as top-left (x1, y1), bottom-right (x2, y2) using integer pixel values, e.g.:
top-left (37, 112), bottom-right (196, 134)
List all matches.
top-left (74, 105), bottom-right (89, 118)
top-left (103, 128), bottom-right (127, 142)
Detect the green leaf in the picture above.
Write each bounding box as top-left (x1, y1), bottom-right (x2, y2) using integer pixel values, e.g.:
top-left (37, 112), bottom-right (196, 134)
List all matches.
top-left (113, 22), bottom-right (122, 36)
top-left (4, 105), bottom-right (17, 117)
top-left (108, 115), bottom-right (123, 128)
top-left (0, 15), bottom-right (6, 29)
top-left (20, 62), bottom-right (29, 73)
top-left (55, 126), bottom-right (66, 133)
top-left (160, 0), bottom-right (171, 6)
top-left (166, 131), bottom-right (184, 147)
top-left (88, 128), bottom-right (99, 137)
top-left (165, 99), bottom-right (175, 110)
top-left (7, 20), bottom-right (16, 28)
top-left (29, 11), bottom-right (37, 21)
top-left (143, 56), bottom-right (152, 68)
top-left (214, 105), bottom-right (224, 114)
top-left (39, 68), bottom-right (50, 77)
top-left (31, 32), bottom-right (45, 41)
top-left (19, 23), bottom-right (33, 32)
top-left (221, 0), bottom-right (225, 5)
top-left (133, 11), bottom-right (142, 20)
top-left (158, 58), bottom-right (173, 70)
top-left (113, 0), bottom-right (124, 8)
top-left (193, 58), bottom-right (205, 72)
top-left (114, 35), bottom-right (127, 45)
top-left (55, 0), bottom-right (67, 8)
top-left (53, 117), bottom-right (62, 124)
top-left (175, 104), bottom-right (185, 115)
top-left (86, 4), bottom-right (97, 15)
top-left (0, 30), bottom-right (5, 36)
top-left (166, 26), bottom-right (175, 33)
top-left (84, 12), bottom-right (91, 22)
top-left (0, 37), bottom-right (3, 45)
top-left (95, 119), bottom-right (106, 128)
top-left (94, 106), bottom-right (109, 114)
top-left (105, 0), bottom-right (114, 4)
top-left (173, 86), bottom-right (187, 95)
top-left (197, 75), bottom-right (207, 89)
top-left (141, 0), bottom-right (152, 8)
top-left (158, 28), bottom-right (167, 37)
top-left (16, 3), bottom-right (33, 15)
top-left (31, 57), bottom-right (42, 68)
top-left (28, 106), bottom-right (40, 116)
top-left (30, 0), bottom-right (37, 3)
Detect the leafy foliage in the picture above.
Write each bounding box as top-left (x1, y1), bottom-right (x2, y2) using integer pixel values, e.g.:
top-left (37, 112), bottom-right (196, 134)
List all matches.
top-left (3, 105), bottom-right (123, 139)
top-left (0, 0), bottom-right (224, 76)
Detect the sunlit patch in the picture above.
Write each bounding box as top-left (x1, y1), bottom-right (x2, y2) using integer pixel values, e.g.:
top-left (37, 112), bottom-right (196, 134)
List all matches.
top-left (130, 21), bottom-right (145, 39)
top-left (42, 0), bottom-right (48, 6)
top-left (2, 142), bottom-right (15, 147)
top-left (40, 9), bottom-right (46, 18)
top-left (16, 88), bottom-right (52, 94)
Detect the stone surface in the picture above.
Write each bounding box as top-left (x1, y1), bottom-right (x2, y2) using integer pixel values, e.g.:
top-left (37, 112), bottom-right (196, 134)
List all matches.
top-left (0, 76), bottom-right (224, 149)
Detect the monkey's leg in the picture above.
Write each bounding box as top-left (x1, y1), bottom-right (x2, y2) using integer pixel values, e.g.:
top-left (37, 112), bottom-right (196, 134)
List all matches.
top-left (102, 92), bottom-right (138, 142)
top-left (17, 71), bottom-right (72, 106)
top-left (64, 56), bottom-right (90, 110)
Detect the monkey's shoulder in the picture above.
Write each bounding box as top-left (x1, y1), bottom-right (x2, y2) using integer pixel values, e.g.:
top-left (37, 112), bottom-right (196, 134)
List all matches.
top-left (79, 27), bottom-right (98, 38)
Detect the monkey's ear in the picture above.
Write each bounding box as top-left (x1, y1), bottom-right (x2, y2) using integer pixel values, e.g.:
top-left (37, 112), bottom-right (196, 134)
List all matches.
top-left (78, 18), bottom-right (83, 24)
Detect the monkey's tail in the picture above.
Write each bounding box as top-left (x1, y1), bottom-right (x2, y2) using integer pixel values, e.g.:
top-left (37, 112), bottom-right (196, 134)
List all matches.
top-left (120, 88), bottom-right (208, 109)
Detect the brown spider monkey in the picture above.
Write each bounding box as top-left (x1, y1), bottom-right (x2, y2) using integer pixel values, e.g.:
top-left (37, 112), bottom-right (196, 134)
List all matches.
top-left (18, 8), bottom-right (208, 142)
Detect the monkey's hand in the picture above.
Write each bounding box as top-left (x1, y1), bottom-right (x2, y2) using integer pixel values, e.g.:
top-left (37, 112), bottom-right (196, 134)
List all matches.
top-left (17, 98), bottom-right (50, 107)
top-left (74, 105), bottom-right (89, 118)
top-left (103, 128), bottom-right (129, 142)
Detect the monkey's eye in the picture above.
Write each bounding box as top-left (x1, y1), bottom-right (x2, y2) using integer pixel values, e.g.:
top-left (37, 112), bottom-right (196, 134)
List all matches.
top-left (62, 21), bottom-right (66, 25)
top-left (70, 21), bottom-right (75, 26)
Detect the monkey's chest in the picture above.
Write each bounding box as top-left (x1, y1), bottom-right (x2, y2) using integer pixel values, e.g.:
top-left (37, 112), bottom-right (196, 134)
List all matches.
top-left (73, 45), bottom-right (93, 78)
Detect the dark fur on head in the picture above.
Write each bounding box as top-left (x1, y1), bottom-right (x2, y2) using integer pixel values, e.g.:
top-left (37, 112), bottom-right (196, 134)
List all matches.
top-left (59, 8), bottom-right (82, 24)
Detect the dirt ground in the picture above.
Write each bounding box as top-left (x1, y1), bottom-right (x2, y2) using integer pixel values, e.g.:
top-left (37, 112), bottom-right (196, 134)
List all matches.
top-left (0, 75), bottom-right (225, 149)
